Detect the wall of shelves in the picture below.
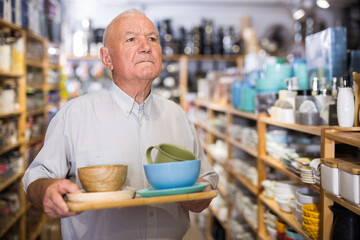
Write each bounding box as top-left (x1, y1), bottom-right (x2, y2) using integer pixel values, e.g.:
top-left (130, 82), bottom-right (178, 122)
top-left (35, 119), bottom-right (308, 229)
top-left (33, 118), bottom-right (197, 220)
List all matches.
top-left (0, 17), bottom-right (61, 240)
top-left (320, 128), bottom-right (360, 240)
top-left (194, 99), bottom-right (360, 240)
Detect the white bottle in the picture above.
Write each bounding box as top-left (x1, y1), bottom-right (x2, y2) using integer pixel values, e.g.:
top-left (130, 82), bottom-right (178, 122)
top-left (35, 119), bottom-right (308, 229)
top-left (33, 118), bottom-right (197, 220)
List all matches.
top-left (337, 77), bottom-right (354, 127)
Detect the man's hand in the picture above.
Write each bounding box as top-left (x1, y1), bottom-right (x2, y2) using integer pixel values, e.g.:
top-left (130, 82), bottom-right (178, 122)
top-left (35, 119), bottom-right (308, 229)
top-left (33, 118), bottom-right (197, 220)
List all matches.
top-left (178, 178), bottom-right (213, 213)
top-left (27, 178), bottom-right (82, 218)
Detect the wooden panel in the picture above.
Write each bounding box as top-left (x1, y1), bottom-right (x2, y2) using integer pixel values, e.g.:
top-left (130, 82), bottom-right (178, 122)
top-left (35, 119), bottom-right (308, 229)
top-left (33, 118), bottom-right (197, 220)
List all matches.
top-left (179, 55), bottom-right (188, 111)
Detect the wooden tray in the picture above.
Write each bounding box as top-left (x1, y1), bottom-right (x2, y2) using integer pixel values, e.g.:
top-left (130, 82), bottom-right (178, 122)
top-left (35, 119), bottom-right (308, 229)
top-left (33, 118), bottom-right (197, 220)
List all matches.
top-left (67, 190), bottom-right (218, 212)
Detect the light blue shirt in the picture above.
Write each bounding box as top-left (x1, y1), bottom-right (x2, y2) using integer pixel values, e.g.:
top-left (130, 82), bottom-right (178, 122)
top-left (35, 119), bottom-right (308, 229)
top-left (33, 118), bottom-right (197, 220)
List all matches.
top-left (23, 81), bottom-right (218, 240)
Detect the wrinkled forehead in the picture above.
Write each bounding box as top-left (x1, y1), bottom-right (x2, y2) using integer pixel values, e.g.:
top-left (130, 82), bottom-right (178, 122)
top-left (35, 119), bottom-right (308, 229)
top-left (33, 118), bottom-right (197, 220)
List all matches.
top-left (114, 14), bottom-right (157, 36)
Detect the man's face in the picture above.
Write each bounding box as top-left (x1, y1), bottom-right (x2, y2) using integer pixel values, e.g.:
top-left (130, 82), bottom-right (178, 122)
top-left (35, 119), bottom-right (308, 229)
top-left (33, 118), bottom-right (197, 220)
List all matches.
top-left (107, 14), bottom-right (162, 82)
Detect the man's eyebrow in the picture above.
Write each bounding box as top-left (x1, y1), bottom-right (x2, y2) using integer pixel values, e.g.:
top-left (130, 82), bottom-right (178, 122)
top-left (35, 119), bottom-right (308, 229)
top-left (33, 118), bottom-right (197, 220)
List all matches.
top-left (146, 32), bottom-right (158, 36)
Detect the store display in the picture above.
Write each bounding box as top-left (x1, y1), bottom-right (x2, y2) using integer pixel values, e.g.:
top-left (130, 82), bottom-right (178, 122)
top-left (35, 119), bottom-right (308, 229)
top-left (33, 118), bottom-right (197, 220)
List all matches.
top-left (1, 11), bottom-right (62, 239)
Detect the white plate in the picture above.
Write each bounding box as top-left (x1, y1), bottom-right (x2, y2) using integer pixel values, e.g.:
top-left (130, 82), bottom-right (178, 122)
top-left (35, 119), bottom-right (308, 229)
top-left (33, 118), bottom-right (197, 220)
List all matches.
top-left (67, 187), bottom-right (136, 203)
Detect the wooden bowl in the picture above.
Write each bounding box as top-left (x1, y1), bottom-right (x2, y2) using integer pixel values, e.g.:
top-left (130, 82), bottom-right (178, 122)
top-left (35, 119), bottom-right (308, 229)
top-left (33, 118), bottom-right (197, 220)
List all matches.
top-left (78, 164), bottom-right (128, 192)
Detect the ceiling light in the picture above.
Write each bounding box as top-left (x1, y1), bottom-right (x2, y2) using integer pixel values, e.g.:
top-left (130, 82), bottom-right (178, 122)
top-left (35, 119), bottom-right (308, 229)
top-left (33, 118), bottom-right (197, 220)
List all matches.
top-left (293, 9), bottom-right (305, 20)
top-left (316, 0), bottom-right (330, 9)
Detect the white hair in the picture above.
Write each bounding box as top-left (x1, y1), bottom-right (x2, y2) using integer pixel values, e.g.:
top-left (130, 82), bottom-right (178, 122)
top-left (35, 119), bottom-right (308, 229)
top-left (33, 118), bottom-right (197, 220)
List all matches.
top-left (102, 9), bottom-right (146, 47)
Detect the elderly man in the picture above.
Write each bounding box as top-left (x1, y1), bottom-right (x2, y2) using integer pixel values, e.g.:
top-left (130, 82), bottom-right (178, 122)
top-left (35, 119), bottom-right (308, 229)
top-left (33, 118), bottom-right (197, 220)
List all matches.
top-left (23, 9), bottom-right (218, 240)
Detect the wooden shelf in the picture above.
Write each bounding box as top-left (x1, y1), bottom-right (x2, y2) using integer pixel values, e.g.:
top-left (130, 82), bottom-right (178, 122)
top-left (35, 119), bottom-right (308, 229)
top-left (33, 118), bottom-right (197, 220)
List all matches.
top-left (227, 136), bottom-right (257, 157)
top-left (0, 141), bottom-right (24, 155)
top-left (0, 72), bottom-right (23, 78)
top-left (227, 106), bottom-right (258, 120)
top-left (261, 156), bottom-right (320, 192)
top-left (0, 172), bottom-right (23, 192)
top-left (26, 59), bottom-right (44, 68)
top-left (194, 99), bottom-right (257, 120)
top-left (46, 85), bottom-right (61, 91)
top-left (0, 206), bottom-right (26, 238)
top-left (195, 121), bottom-right (227, 140)
top-left (324, 130), bottom-right (360, 148)
top-left (27, 109), bottom-right (45, 116)
top-left (0, 18), bottom-right (22, 31)
top-left (218, 184), bottom-right (258, 233)
top-left (260, 116), bottom-right (323, 136)
top-left (28, 214), bottom-right (47, 240)
top-left (48, 63), bottom-right (60, 70)
top-left (325, 191), bottom-right (360, 215)
top-left (0, 110), bottom-right (23, 118)
top-left (26, 30), bottom-right (47, 42)
top-left (259, 194), bottom-right (312, 240)
top-left (27, 136), bottom-right (44, 146)
top-left (207, 126), bottom-right (227, 140)
top-left (224, 164), bottom-right (258, 195)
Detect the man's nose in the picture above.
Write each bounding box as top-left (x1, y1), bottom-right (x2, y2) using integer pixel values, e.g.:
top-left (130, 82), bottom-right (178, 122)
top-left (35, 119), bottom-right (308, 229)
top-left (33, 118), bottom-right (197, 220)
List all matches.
top-left (139, 38), bottom-right (151, 53)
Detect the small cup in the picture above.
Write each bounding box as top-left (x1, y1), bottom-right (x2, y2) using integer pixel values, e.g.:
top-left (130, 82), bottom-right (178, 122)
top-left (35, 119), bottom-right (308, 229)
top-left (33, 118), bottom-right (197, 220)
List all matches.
top-left (146, 143), bottom-right (196, 164)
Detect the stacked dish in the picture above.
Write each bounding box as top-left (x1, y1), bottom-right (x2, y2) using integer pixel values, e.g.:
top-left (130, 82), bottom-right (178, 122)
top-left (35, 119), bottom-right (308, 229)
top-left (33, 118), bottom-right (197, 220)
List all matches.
top-left (300, 166), bottom-right (315, 184)
top-left (309, 158), bottom-right (321, 185)
top-left (294, 188), bottom-right (319, 223)
top-left (274, 180), bottom-right (299, 213)
top-left (264, 209), bottom-right (278, 240)
top-left (301, 204), bottom-right (320, 240)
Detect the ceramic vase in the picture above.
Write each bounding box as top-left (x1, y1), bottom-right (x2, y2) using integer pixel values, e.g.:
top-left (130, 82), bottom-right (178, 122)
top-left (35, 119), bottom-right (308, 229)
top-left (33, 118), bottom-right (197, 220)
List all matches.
top-left (337, 87), bottom-right (355, 127)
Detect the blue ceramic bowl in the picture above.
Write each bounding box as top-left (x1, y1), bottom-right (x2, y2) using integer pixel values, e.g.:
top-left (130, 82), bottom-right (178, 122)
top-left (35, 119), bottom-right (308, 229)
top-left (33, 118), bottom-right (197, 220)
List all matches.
top-left (144, 159), bottom-right (200, 189)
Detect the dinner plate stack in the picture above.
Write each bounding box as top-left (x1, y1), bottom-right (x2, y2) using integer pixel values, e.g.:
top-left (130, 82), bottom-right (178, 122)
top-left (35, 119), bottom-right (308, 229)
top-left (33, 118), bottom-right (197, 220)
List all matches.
top-left (295, 158), bottom-right (316, 184)
top-left (310, 158), bottom-right (321, 185)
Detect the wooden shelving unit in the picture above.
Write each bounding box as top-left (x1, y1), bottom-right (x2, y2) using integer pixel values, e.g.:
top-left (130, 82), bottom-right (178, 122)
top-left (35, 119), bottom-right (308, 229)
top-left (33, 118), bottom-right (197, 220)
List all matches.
top-left (0, 18), bottom-right (27, 240)
top-left (0, 17), bottom-right (61, 240)
top-left (194, 101), bottom-right (352, 239)
top-left (194, 100), bottom-right (259, 239)
top-left (320, 128), bottom-right (360, 240)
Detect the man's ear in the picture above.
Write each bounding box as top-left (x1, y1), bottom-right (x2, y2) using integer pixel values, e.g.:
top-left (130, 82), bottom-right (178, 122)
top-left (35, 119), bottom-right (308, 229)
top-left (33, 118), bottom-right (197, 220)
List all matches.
top-left (100, 47), bottom-right (113, 71)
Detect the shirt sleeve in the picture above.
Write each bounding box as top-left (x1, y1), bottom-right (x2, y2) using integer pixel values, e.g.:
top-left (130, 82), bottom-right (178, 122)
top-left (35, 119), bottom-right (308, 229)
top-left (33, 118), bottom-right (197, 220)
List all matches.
top-left (22, 107), bottom-right (72, 193)
top-left (189, 119), bottom-right (219, 190)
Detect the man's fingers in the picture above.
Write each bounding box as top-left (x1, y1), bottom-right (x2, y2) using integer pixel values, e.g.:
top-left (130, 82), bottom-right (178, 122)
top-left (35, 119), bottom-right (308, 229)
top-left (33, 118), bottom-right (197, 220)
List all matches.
top-left (58, 180), bottom-right (82, 195)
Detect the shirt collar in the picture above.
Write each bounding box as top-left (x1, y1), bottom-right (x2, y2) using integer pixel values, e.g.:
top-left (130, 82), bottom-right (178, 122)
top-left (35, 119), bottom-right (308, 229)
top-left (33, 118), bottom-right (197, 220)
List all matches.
top-left (108, 81), bottom-right (152, 119)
